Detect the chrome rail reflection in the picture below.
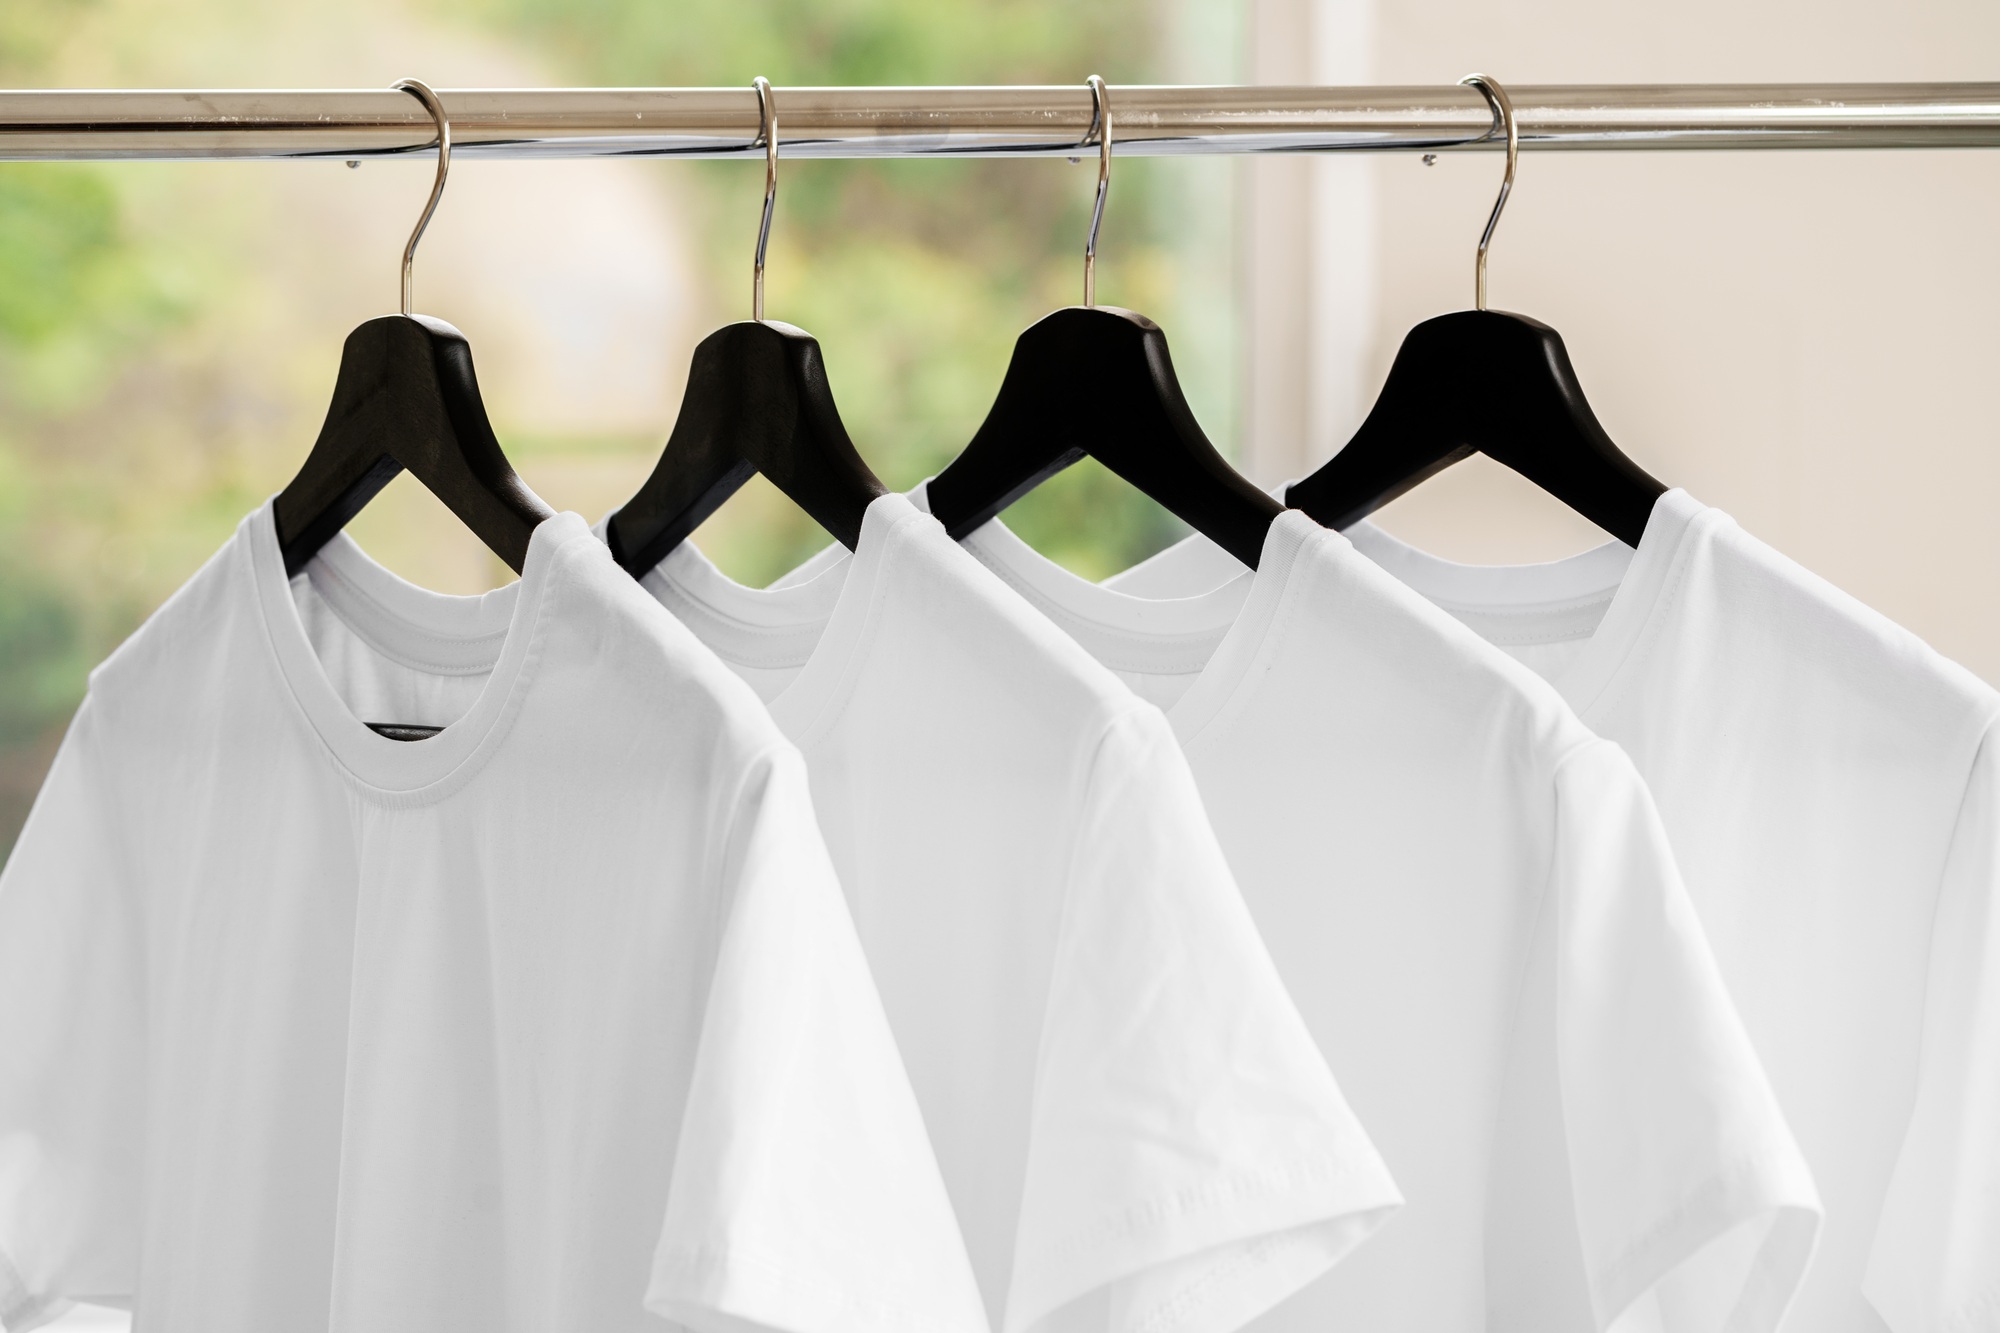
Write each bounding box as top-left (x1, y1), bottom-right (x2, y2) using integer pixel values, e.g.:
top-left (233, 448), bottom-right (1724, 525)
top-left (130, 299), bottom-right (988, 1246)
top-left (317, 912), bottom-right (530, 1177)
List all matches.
top-left (2, 83), bottom-right (1998, 161)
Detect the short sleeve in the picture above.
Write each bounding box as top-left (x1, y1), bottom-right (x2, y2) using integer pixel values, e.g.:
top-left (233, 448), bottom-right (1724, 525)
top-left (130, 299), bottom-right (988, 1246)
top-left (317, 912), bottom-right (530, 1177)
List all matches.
top-left (648, 745), bottom-right (988, 1333)
top-left (0, 698), bottom-right (145, 1331)
top-left (1003, 707), bottom-right (1400, 1333)
top-left (1864, 719), bottom-right (2000, 1333)
top-left (1550, 740), bottom-right (1820, 1333)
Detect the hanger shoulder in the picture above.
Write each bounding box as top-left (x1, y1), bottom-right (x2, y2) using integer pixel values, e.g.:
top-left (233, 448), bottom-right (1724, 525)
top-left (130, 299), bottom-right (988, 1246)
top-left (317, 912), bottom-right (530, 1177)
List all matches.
top-left (410, 317), bottom-right (557, 570)
top-left (1281, 314), bottom-right (1479, 531)
top-left (925, 312), bottom-right (1092, 541)
top-left (606, 323), bottom-right (775, 574)
top-left (274, 315), bottom-right (552, 576)
top-left (753, 321), bottom-right (887, 550)
top-left (930, 305), bottom-right (1281, 567)
top-left (1087, 310), bottom-right (1283, 566)
top-left (1476, 313), bottom-right (1666, 545)
top-left (606, 320), bottom-right (885, 577)
top-left (1286, 309), bottom-right (1664, 547)
top-left (275, 317), bottom-right (437, 570)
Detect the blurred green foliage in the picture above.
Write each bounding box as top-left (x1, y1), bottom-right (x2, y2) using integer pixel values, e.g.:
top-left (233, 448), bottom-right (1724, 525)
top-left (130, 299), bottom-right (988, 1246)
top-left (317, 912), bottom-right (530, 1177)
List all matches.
top-left (0, 153), bottom-right (184, 852)
top-left (0, 0), bottom-right (95, 73)
top-left (0, 553), bottom-right (89, 747)
top-left (457, 0), bottom-right (1155, 88)
top-left (0, 164), bottom-right (186, 409)
top-left (0, 5), bottom-right (197, 851)
top-left (0, 167), bottom-right (117, 343)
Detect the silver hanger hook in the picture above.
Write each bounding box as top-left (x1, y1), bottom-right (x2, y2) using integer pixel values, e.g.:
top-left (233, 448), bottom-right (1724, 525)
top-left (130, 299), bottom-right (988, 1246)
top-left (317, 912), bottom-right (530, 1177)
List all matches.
top-left (1460, 73), bottom-right (1516, 312)
top-left (1083, 74), bottom-right (1111, 308)
top-left (752, 76), bottom-right (778, 321)
top-left (391, 78), bottom-right (450, 319)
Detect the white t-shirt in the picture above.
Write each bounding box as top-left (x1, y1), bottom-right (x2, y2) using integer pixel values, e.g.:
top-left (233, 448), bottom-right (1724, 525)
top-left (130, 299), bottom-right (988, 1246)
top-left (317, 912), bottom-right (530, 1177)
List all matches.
top-left (619, 493), bottom-right (1401, 1333)
top-left (0, 504), bottom-right (986, 1333)
top-left (1119, 488), bottom-right (2000, 1333)
top-left (922, 496), bottom-right (1817, 1332)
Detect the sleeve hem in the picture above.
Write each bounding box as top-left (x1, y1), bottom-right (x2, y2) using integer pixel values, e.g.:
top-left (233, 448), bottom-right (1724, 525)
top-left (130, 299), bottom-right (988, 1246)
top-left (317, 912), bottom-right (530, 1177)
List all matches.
top-left (0, 1248), bottom-right (74, 1333)
top-left (649, 1241), bottom-right (986, 1333)
top-left (1864, 1277), bottom-right (2000, 1333)
top-left (1006, 1151), bottom-right (1402, 1333)
top-left (1592, 1149), bottom-right (1820, 1333)
top-left (1123, 1209), bottom-right (1394, 1333)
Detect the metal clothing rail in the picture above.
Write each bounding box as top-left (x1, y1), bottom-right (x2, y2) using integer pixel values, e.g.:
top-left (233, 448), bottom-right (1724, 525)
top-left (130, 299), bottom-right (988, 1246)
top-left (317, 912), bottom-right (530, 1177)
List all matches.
top-left (2, 83), bottom-right (1999, 161)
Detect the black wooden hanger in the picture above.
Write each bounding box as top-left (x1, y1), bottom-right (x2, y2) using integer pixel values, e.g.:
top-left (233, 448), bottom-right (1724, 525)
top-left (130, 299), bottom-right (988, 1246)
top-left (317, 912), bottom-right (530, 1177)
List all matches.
top-left (606, 78), bottom-right (885, 578)
top-left (927, 77), bottom-right (1282, 569)
top-left (1285, 75), bottom-right (1666, 547)
top-left (273, 78), bottom-right (553, 577)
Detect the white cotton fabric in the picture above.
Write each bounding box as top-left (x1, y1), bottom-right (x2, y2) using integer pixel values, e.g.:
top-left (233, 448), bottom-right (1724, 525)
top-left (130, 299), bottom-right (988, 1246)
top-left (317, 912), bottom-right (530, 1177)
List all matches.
top-left (918, 492), bottom-right (1818, 1333)
top-left (613, 493), bottom-right (1401, 1333)
top-left (0, 503), bottom-right (987, 1333)
top-left (1118, 487), bottom-right (2000, 1333)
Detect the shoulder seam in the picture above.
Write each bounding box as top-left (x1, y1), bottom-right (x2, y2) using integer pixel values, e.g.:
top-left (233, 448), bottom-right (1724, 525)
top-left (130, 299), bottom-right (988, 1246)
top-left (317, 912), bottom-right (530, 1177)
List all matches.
top-left (1052, 700), bottom-right (1181, 916)
top-left (703, 740), bottom-right (804, 964)
top-left (1548, 732), bottom-right (1617, 784)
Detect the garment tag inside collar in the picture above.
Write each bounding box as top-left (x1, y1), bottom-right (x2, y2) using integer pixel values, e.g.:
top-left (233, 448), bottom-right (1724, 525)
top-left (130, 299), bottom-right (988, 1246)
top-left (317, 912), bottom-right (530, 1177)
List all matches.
top-left (366, 722), bottom-right (446, 743)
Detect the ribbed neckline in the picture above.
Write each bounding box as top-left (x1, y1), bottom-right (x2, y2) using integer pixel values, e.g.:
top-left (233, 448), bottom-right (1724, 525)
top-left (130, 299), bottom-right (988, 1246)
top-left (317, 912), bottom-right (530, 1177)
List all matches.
top-left (634, 493), bottom-right (929, 746)
top-left (1344, 489), bottom-right (1711, 716)
top-left (248, 501), bottom-right (589, 802)
top-left (954, 500), bottom-right (1325, 745)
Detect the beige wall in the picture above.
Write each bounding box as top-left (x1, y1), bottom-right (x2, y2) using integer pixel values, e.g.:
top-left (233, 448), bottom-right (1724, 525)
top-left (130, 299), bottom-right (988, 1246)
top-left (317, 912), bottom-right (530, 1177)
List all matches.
top-left (1241, 0), bottom-right (2000, 684)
